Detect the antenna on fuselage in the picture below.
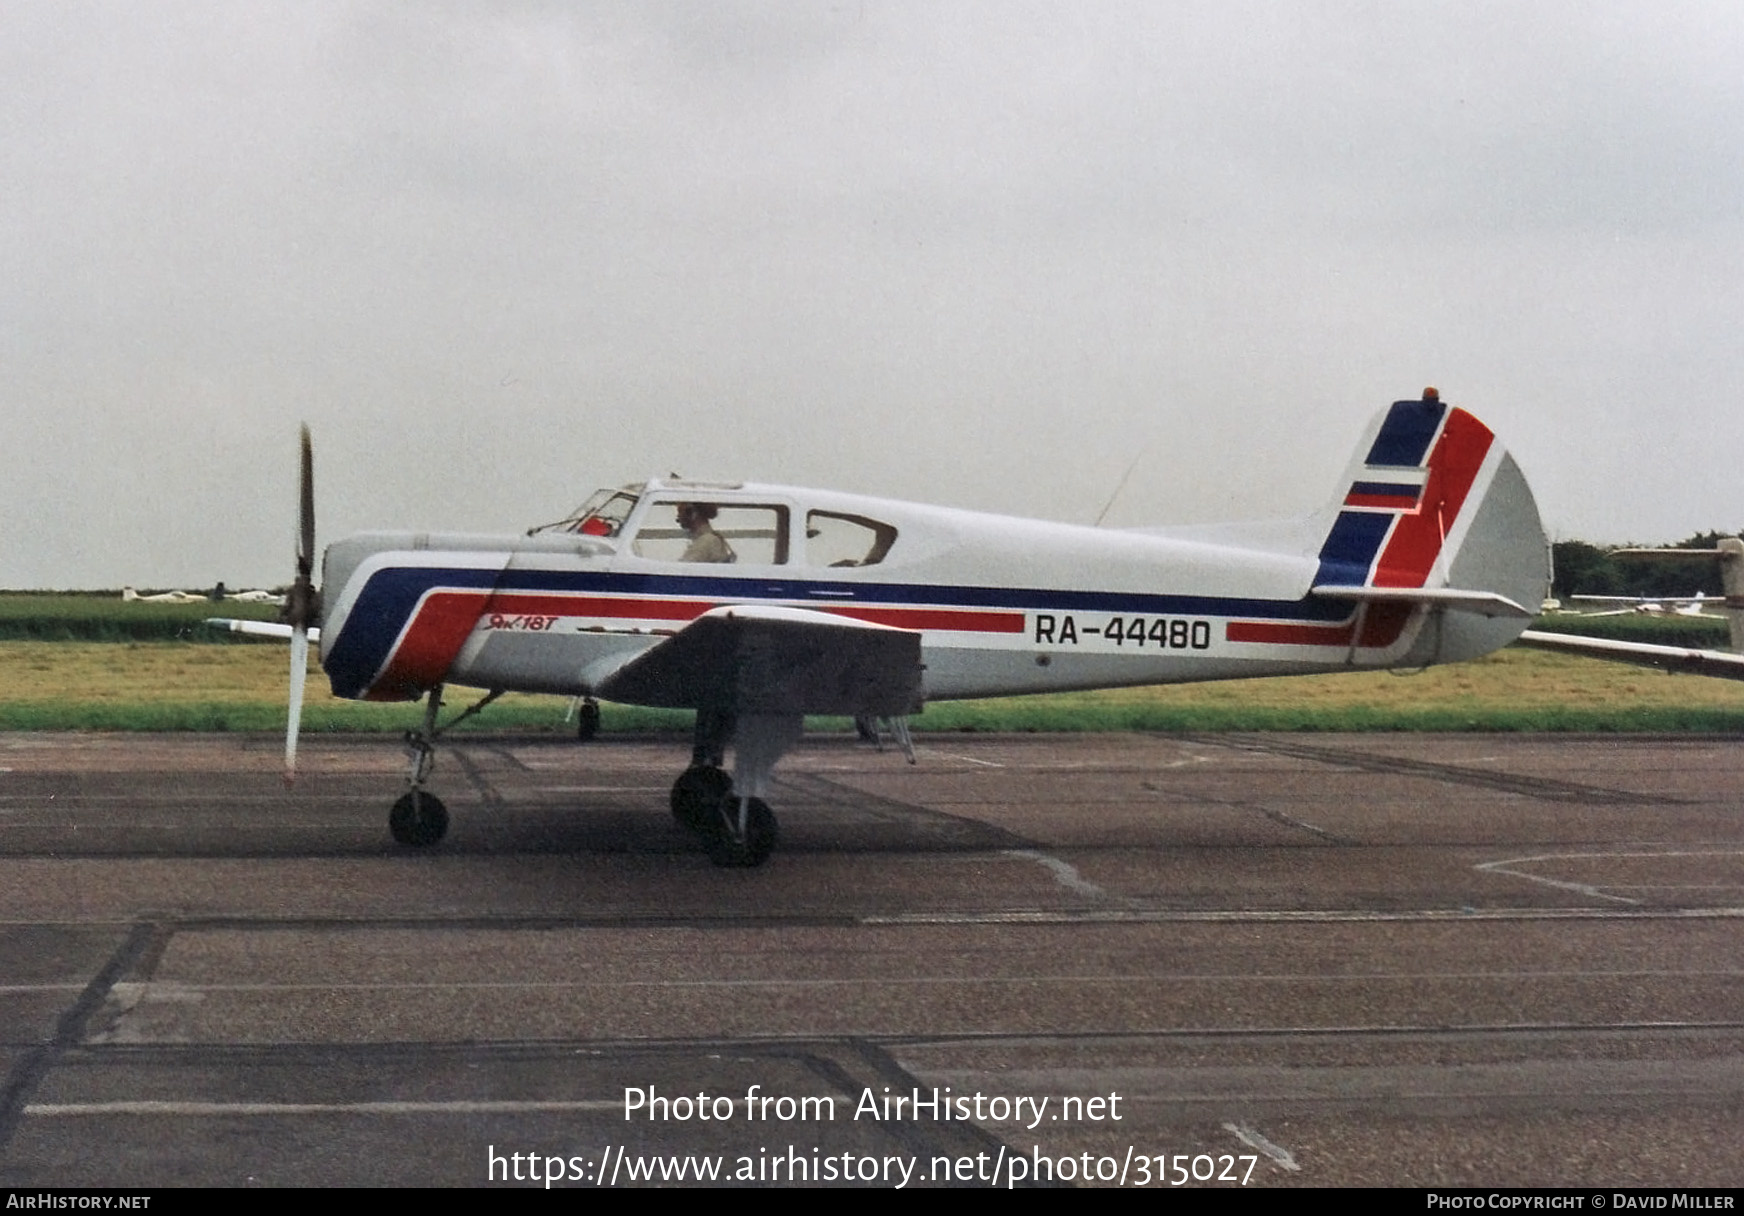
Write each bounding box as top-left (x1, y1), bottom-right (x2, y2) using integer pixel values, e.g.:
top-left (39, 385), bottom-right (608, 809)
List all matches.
top-left (1093, 452), bottom-right (1146, 527)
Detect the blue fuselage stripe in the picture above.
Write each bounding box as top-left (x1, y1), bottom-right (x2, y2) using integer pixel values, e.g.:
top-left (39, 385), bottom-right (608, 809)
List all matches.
top-left (323, 566), bottom-right (1352, 698)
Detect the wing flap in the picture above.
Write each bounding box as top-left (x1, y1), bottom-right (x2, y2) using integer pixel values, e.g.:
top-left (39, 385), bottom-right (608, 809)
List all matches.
top-left (597, 605), bottom-right (924, 716)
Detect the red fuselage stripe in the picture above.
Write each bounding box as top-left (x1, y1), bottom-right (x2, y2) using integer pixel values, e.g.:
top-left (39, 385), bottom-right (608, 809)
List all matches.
top-left (477, 592), bottom-right (1026, 634)
top-left (367, 590), bottom-right (489, 701)
top-left (1225, 600), bottom-right (1412, 650)
top-left (365, 590), bottom-right (1025, 697)
top-left (1226, 620), bottom-right (1354, 646)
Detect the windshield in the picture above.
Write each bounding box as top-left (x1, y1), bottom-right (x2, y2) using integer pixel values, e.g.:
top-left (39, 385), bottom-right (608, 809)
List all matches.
top-left (528, 486), bottom-right (642, 537)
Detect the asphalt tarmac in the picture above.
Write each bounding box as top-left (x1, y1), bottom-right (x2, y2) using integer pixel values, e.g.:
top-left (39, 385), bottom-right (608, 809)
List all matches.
top-left (0, 730), bottom-right (1740, 1188)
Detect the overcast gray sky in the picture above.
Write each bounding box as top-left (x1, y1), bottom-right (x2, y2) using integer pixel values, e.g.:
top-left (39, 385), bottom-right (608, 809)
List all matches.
top-left (4, 1), bottom-right (1742, 588)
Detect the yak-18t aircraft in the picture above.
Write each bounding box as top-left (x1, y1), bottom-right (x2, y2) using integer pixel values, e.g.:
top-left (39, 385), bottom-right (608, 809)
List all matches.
top-left (236, 391), bottom-right (1549, 866)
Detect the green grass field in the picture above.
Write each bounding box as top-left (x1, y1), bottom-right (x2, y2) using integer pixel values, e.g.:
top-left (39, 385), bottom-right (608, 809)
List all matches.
top-left (1527, 611), bottom-right (1729, 648)
top-left (3, 638), bottom-right (1742, 733)
top-left (2, 593), bottom-right (1738, 732)
top-left (0, 592), bottom-right (280, 641)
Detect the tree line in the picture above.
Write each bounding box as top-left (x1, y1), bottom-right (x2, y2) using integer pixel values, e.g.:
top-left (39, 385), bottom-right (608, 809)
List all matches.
top-left (1552, 532), bottom-right (1742, 600)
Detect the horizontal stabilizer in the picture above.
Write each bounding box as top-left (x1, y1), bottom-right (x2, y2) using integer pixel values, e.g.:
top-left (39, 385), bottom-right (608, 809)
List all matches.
top-left (1516, 629), bottom-right (1744, 680)
top-left (597, 605), bottom-right (923, 716)
top-left (206, 618), bottom-right (322, 642)
top-left (1310, 585), bottom-right (1533, 619)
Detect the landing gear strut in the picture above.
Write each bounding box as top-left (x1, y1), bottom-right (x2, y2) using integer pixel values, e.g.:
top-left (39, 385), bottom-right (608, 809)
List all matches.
top-left (387, 684), bottom-right (501, 848)
top-left (570, 696), bottom-right (601, 742)
top-left (669, 710), bottom-right (798, 867)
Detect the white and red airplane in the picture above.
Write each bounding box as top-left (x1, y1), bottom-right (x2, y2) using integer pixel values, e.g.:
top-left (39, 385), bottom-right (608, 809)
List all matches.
top-left (223, 392), bottom-right (1548, 865)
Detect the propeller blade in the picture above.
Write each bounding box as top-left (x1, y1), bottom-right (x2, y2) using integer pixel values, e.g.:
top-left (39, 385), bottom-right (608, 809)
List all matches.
top-left (285, 424), bottom-right (316, 785)
top-left (297, 424), bottom-right (315, 581)
top-left (285, 624), bottom-right (308, 784)
top-left (287, 424), bottom-right (318, 630)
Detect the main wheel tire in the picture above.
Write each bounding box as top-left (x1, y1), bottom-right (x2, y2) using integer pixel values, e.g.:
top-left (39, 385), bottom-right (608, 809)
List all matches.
top-left (704, 795), bottom-right (777, 868)
top-left (576, 699), bottom-right (601, 742)
top-left (670, 766), bottom-right (732, 832)
top-left (389, 790), bottom-right (449, 847)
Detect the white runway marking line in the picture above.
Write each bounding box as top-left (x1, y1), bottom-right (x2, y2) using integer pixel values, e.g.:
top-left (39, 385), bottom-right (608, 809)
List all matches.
top-left (922, 750), bottom-right (1005, 768)
top-left (1477, 848), bottom-right (1744, 906)
top-left (24, 1099), bottom-right (622, 1118)
top-left (1003, 849), bottom-right (1112, 901)
top-left (82, 966), bottom-right (1744, 994)
top-left (1223, 1122), bottom-right (1300, 1172)
top-left (95, 970), bottom-right (1744, 983)
top-left (865, 906), bottom-right (1744, 925)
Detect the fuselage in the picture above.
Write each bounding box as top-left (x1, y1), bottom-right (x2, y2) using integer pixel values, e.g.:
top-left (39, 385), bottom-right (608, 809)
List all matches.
top-left (316, 469), bottom-right (1536, 708)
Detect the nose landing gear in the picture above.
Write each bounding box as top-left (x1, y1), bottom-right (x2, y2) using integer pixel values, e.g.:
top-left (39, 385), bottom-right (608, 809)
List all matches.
top-left (386, 684), bottom-right (501, 848)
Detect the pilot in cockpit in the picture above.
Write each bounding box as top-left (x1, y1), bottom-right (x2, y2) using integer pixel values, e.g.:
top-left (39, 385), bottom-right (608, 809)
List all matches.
top-left (676, 503), bottom-right (735, 563)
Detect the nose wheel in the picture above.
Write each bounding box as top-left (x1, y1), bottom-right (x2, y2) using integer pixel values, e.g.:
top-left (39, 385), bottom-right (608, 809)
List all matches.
top-left (384, 684), bottom-right (501, 849)
top-left (390, 789), bottom-right (449, 847)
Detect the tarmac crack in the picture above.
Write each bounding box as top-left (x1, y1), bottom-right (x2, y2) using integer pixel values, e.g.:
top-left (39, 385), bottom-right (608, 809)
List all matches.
top-left (0, 920), bottom-right (161, 1156)
top-left (450, 747), bottom-right (509, 814)
top-left (1200, 735), bottom-right (1678, 805)
top-left (773, 771), bottom-right (1036, 851)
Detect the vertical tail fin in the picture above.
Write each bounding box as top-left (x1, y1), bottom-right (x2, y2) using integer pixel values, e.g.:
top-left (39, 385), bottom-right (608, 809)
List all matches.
top-left (1309, 392), bottom-right (1550, 663)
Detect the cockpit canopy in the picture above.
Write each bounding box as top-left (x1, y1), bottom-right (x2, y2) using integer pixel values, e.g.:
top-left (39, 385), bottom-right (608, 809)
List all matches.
top-left (530, 481), bottom-right (900, 569)
top-left (530, 483), bottom-right (646, 538)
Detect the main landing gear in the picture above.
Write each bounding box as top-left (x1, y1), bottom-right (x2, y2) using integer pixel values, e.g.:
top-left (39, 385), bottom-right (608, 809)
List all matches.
top-left (568, 695), bottom-right (601, 742)
top-left (383, 690), bottom-right (797, 868)
top-left (387, 684), bottom-right (500, 848)
top-left (670, 710), bottom-right (799, 868)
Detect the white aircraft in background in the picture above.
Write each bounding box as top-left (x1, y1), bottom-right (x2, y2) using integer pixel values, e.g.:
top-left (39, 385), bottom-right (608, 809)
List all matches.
top-left (1569, 590), bottom-right (1720, 617)
top-left (220, 391), bottom-right (1549, 866)
top-left (1518, 539), bottom-right (1744, 679)
top-left (126, 585), bottom-right (285, 606)
top-left (122, 586), bottom-right (207, 604)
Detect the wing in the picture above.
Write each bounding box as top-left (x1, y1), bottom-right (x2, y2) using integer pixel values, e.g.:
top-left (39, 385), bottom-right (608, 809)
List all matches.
top-left (595, 605), bottom-right (924, 716)
top-left (1515, 629), bottom-right (1744, 680)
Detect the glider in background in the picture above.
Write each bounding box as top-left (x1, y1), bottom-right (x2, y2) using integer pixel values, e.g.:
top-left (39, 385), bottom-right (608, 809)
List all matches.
top-left (1518, 539), bottom-right (1744, 679)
